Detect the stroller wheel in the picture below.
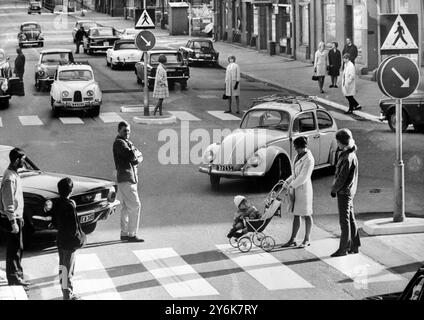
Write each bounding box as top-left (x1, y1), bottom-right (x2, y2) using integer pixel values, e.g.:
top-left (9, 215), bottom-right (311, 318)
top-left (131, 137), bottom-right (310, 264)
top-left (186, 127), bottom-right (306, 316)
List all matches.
top-left (238, 237), bottom-right (252, 253)
top-left (252, 232), bottom-right (265, 247)
top-left (229, 237), bottom-right (239, 248)
top-left (261, 236), bottom-right (275, 252)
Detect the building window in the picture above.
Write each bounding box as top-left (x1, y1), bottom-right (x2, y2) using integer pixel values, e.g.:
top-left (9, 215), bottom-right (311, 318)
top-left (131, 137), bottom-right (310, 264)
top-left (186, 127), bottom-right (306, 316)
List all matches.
top-left (300, 3), bottom-right (309, 46)
top-left (323, 0), bottom-right (336, 43)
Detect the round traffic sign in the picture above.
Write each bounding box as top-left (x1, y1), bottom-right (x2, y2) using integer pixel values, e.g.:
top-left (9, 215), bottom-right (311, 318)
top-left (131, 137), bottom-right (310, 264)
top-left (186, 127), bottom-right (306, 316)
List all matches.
top-left (135, 30), bottom-right (156, 51)
top-left (377, 56), bottom-right (420, 99)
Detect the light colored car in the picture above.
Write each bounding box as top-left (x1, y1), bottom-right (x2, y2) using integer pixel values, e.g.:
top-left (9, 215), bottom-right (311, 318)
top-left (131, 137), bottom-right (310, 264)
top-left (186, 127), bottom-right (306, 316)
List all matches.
top-left (50, 63), bottom-right (102, 117)
top-left (199, 96), bottom-right (339, 188)
top-left (72, 20), bottom-right (99, 42)
top-left (119, 28), bottom-right (138, 40)
top-left (106, 40), bottom-right (143, 69)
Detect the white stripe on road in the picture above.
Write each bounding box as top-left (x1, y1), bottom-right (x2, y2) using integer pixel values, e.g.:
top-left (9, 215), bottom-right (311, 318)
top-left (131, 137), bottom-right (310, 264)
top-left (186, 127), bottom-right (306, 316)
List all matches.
top-left (306, 238), bottom-right (405, 284)
top-left (19, 116), bottom-right (43, 126)
top-left (133, 248), bottom-right (219, 298)
top-left (216, 244), bottom-right (314, 290)
top-left (59, 117), bottom-right (84, 124)
top-left (99, 112), bottom-right (125, 123)
top-left (208, 111), bottom-right (241, 121)
top-left (329, 111), bottom-right (356, 122)
top-left (198, 95), bottom-right (218, 99)
top-left (0, 117), bottom-right (2, 127)
top-left (168, 111), bottom-right (201, 121)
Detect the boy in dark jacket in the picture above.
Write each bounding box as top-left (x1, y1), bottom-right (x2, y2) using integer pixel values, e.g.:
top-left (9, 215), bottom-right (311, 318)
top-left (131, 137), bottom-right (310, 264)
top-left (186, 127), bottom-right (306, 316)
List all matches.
top-left (52, 177), bottom-right (86, 300)
top-left (227, 195), bottom-right (260, 238)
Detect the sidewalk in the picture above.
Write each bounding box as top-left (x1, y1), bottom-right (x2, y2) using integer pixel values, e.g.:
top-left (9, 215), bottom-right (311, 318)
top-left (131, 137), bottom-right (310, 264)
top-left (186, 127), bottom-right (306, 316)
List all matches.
top-left (0, 270), bottom-right (27, 300)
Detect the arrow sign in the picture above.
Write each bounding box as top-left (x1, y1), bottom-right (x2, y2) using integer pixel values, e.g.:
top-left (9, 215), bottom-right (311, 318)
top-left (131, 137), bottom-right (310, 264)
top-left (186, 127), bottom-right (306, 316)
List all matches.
top-left (391, 68), bottom-right (410, 88)
top-left (139, 34), bottom-right (151, 47)
top-left (135, 30), bottom-right (156, 51)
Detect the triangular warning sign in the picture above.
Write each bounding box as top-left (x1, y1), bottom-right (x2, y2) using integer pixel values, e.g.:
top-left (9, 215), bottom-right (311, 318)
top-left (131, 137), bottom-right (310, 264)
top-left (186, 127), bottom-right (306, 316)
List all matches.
top-left (136, 9), bottom-right (155, 28)
top-left (381, 15), bottom-right (418, 50)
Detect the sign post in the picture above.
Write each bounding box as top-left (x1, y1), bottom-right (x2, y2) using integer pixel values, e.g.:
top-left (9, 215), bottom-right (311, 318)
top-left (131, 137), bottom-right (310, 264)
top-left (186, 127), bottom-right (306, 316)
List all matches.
top-left (377, 56), bottom-right (420, 222)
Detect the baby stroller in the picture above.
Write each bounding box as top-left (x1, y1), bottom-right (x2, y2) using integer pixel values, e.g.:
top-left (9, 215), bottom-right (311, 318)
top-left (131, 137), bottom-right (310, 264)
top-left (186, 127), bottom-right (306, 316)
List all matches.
top-left (229, 180), bottom-right (289, 253)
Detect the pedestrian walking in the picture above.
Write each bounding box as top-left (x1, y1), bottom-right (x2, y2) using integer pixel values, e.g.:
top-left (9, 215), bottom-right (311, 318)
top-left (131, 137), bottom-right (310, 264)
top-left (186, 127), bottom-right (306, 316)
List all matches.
top-left (51, 177), bottom-right (86, 300)
top-left (330, 129), bottom-right (360, 257)
top-left (342, 38), bottom-right (358, 65)
top-left (153, 54), bottom-right (169, 116)
top-left (0, 148), bottom-right (30, 290)
top-left (113, 121), bottom-right (144, 242)
top-left (224, 55), bottom-right (240, 114)
top-left (74, 26), bottom-right (87, 54)
top-left (14, 48), bottom-right (25, 81)
top-left (314, 42), bottom-right (328, 93)
top-left (281, 136), bottom-right (315, 249)
top-left (328, 41), bottom-right (342, 88)
top-left (342, 53), bottom-right (361, 114)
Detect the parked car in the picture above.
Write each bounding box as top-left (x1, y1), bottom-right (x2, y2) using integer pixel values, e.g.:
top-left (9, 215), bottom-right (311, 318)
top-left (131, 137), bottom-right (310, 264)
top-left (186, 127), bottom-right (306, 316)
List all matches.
top-left (134, 48), bottom-right (190, 90)
top-left (118, 28), bottom-right (138, 40)
top-left (72, 20), bottom-right (99, 42)
top-left (18, 21), bottom-right (44, 48)
top-left (50, 63), bottom-right (102, 117)
top-left (34, 49), bottom-right (74, 91)
top-left (179, 39), bottom-right (219, 67)
top-left (106, 40), bottom-right (143, 70)
top-left (28, 1), bottom-right (42, 14)
top-left (379, 93), bottom-right (424, 132)
top-left (83, 26), bottom-right (120, 54)
top-left (0, 50), bottom-right (23, 109)
top-left (0, 144), bottom-right (120, 244)
top-left (199, 95), bottom-right (338, 188)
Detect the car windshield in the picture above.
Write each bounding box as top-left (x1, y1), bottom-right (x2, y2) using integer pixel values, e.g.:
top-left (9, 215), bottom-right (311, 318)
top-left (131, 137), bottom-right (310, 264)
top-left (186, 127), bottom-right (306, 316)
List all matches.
top-left (115, 43), bottom-right (137, 50)
top-left (0, 150), bottom-right (38, 177)
top-left (193, 41), bottom-right (212, 49)
top-left (150, 53), bottom-right (182, 64)
top-left (91, 27), bottom-right (114, 37)
top-left (41, 53), bottom-right (71, 64)
top-left (22, 24), bottom-right (40, 31)
top-left (59, 70), bottom-right (93, 81)
top-left (82, 22), bottom-right (97, 29)
top-left (240, 109), bottom-right (290, 131)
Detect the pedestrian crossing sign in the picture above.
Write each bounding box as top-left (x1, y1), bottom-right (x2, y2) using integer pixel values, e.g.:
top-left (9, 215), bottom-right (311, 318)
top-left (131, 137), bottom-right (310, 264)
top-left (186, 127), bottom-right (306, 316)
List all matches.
top-left (380, 14), bottom-right (419, 54)
top-left (135, 9), bottom-right (156, 29)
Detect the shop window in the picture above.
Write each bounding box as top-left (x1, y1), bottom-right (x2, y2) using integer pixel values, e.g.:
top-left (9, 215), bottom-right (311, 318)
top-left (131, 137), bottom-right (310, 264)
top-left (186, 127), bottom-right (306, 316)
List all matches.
top-left (300, 3), bottom-right (310, 46)
top-left (323, 0), bottom-right (336, 43)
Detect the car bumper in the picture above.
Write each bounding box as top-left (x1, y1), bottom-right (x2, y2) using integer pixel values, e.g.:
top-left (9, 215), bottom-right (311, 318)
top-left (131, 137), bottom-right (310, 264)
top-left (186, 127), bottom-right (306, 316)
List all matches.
top-left (148, 76), bottom-right (190, 81)
top-left (188, 57), bottom-right (217, 62)
top-left (0, 95), bottom-right (11, 101)
top-left (38, 78), bottom-right (54, 84)
top-left (90, 45), bottom-right (113, 50)
top-left (199, 164), bottom-right (265, 178)
top-left (20, 40), bottom-right (43, 44)
top-left (53, 101), bottom-right (102, 109)
top-left (114, 60), bottom-right (139, 66)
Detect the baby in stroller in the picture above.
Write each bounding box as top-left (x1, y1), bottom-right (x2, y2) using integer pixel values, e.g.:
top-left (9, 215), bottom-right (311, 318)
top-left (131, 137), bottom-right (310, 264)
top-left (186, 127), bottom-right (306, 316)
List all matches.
top-left (227, 195), bottom-right (261, 239)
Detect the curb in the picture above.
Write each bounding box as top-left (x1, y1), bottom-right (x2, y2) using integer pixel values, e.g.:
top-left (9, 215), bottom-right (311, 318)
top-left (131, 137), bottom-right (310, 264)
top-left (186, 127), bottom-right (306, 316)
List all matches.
top-left (133, 115), bottom-right (177, 125)
top-left (363, 217), bottom-right (424, 235)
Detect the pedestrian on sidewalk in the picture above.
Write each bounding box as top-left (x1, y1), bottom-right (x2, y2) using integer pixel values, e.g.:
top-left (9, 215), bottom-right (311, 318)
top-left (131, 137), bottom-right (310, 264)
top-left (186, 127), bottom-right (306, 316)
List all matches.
top-left (113, 121), bottom-right (144, 242)
top-left (153, 54), bottom-right (169, 116)
top-left (224, 55), bottom-right (240, 114)
top-left (74, 26), bottom-right (87, 54)
top-left (342, 38), bottom-right (358, 65)
top-left (342, 53), bottom-right (361, 114)
top-left (314, 42), bottom-right (328, 94)
top-left (14, 48), bottom-right (25, 81)
top-left (51, 177), bottom-right (86, 300)
top-left (330, 129), bottom-right (360, 257)
top-left (0, 148), bottom-right (30, 290)
top-left (328, 41), bottom-right (342, 88)
top-left (281, 136), bottom-right (315, 249)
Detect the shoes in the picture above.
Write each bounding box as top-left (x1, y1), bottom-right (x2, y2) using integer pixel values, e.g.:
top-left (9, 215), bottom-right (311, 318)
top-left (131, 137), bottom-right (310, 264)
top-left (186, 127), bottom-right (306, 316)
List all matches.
top-left (354, 105), bottom-right (362, 111)
top-left (329, 85), bottom-right (334, 88)
top-left (298, 241), bottom-right (311, 248)
top-left (126, 236), bottom-right (145, 243)
top-left (348, 247), bottom-right (359, 254)
top-left (330, 250), bottom-right (347, 257)
top-left (344, 110), bottom-right (353, 114)
top-left (224, 110), bottom-right (231, 113)
top-left (334, 85), bottom-right (338, 88)
top-left (120, 235), bottom-right (130, 241)
top-left (320, 90), bottom-right (325, 93)
top-left (281, 240), bottom-right (298, 248)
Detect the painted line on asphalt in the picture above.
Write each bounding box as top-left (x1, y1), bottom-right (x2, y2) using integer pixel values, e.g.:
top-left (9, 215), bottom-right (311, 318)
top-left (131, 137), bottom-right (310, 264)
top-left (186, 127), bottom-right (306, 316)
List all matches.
top-left (216, 244), bottom-right (314, 290)
top-left (329, 111), bottom-right (356, 122)
top-left (59, 117), bottom-right (84, 124)
top-left (306, 238), bottom-right (405, 284)
top-left (99, 112), bottom-right (125, 123)
top-left (0, 117), bottom-right (2, 127)
top-left (198, 95), bottom-right (218, 99)
top-left (168, 111), bottom-right (201, 121)
top-left (18, 115), bottom-right (43, 126)
top-left (133, 248), bottom-right (219, 298)
top-left (208, 111), bottom-right (241, 121)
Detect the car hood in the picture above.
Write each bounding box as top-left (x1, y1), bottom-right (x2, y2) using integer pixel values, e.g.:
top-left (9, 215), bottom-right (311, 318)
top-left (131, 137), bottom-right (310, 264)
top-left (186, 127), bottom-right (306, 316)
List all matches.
top-left (55, 80), bottom-right (97, 91)
top-left (112, 49), bottom-right (142, 57)
top-left (39, 64), bottom-right (60, 77)
top-left (21, 171), bottom-right (114, 199)
top-left (213, 129), bottom-right (288, 165)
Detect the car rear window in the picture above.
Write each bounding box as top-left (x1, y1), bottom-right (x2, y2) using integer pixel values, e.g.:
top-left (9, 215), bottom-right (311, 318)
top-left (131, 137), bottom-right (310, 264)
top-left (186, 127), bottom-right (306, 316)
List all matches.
top-left (116, 43), bottom-right (137, 50)
top-left (59, 70), bottom-right (93, 81)
top-left (150, 53), bottom-right (182, 64)
top-left (91, 28), bottom-right (114, 37)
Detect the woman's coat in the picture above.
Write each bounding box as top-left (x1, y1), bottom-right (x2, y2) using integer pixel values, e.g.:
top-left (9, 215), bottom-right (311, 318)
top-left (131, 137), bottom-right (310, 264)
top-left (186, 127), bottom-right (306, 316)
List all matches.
top-left (225, 62), bottom-right (240, 96)
top-left (286, 149), bottom-right (315, 216)
top-left (342, 60), bottom-right (356, 97)
top-left (314, 50), bottom-right (327, 77)
top-left (153, 63), bottom-right (169, 99)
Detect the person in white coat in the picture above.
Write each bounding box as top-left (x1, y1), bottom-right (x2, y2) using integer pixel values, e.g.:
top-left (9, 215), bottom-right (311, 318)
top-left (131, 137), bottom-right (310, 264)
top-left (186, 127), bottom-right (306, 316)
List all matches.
top-left (224, 55), bottom-right (240, 114)
top-left (342, 53), bottom-right (361, 114)
top-left (314, 41), bottom-right (328, 93)
top-left (282, 136), bottom-right (315, 248)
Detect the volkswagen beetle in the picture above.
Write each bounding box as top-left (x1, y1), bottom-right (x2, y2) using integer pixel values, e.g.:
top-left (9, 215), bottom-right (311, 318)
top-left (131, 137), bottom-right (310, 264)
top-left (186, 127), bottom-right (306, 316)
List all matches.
top-left (18, 21), bottom-right (44, 48)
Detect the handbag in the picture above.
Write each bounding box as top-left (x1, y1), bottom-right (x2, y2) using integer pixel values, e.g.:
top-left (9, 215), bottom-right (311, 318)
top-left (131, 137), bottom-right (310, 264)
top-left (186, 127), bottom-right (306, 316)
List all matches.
top-left (312, 73), bottom-right (319, 81)
top-left (222, 93), bottom-right (229, 100)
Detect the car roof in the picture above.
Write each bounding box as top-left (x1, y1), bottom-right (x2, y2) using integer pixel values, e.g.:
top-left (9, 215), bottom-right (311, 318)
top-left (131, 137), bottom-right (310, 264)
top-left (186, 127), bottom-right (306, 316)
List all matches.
top-left (77, 20), bottom-right (95, 24)
top-left (57, 64), bottom-right (92, 71)
top-left (40, 49), bottom-right (72, 54)
top-left (249, 99), bottom-right (324, 116)
top-left (21, 21), bottom-right (39, 25)
top-left (190, 39), bottom-right (212, 42)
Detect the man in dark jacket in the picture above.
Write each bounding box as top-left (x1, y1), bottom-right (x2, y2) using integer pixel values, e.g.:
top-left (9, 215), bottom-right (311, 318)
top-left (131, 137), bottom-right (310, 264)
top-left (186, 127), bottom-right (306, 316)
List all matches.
top-left (113, 121), bottom-right (144, 242)
top-left (330, 128), bottom-right (360, 257)
top-left (342, 38), bottom-right (358, 65)
top-left (75, 26), bottom-right (87, 54)
top-left (52, 177), bottom-right (86, 300)
top-left (14, 48), bottom-right (25, 81)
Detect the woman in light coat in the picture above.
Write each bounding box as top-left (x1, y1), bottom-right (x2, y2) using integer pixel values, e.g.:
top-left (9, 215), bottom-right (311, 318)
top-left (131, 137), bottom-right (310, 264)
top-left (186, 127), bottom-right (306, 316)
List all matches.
top-left (341, 53), bottom-right (361, 114)
top-left (314, 41), bottom-right (328, 93)
top-left (282, 136), bottom-right (315, 248)
top-left (225, 55), bottom-right (240, 114)
top-left (153, 54), bottom-right (169, 116)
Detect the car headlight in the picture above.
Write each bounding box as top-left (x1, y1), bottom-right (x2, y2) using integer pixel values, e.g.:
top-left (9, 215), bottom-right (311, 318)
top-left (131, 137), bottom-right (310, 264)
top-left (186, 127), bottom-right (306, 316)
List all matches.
top-left (87, 90), bottom-right (94, 96)
top-left (61, 91), bottom-right (69, 97)
top-left (195, 53), bottom-right (200, 58)
top-left (38, 33), bottom-right (44, 40)
top-left (107, 186), bottom-right (117, 202)
top-left (247, 154), bottom-right (262, 167)
top-left (44, 199), bottom-right (53, 212)
top-left (1, 80), bottom-right (8, 92)
top-left (37, 69), bottom-right (46, 77)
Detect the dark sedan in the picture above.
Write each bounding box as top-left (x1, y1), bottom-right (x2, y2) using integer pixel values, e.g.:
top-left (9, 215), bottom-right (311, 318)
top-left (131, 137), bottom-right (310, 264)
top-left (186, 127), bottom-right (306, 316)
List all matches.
top-left (83, 26), bottom-right (120, 54)
top-left (179, 39), bottom-right (219, 67)
top-left (28, 1), bottom-right (42, 14)
top-left (0, 145), bottom-right (120, 245)
top-left (18, 22), bottom-right (44, 48)
top-left (379, 93), bottom-right (424, 132)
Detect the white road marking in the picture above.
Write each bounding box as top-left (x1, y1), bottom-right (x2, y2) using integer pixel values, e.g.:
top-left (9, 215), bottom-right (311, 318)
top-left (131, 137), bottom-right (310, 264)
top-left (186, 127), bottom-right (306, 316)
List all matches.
top-left (198, 95), bottom-right (218, 99)
top-left (59, 117), bottom-right (84, 124)
top-left (19, 115), bottom-right (43, 126)
top-left (329, 111), bottom-right (355, 122)
top-left (133, 248), bottom-right (219, 298)
top-left (168, 111), bottom-right (201, 121)
top-left (99, 112), bottom-right (125, 123)
top-left (208, 111), bottom-right (241, 121)
top-left (306, 238), bottom-right (405, 284)
top-left (216, 244), bottom-right (314, 290)
top-left (0, 117), bottom-right (2, 127)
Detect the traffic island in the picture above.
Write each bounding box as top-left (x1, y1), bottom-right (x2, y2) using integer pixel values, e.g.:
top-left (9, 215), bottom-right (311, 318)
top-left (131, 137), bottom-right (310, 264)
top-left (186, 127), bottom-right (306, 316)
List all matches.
top-left (120, 105), bottom-right (156, 113)
top-left (362, 217), bottom-right (424, 236)
top-left (133, 113), bottom-right (177, 125)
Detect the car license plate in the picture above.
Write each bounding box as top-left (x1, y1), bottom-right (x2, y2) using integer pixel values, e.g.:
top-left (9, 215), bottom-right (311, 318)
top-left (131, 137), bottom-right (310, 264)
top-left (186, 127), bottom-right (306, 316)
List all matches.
top-left (72, 102), bottom-right (85, 107)
top-left (80, 213), bottom-right (95, 223)
top-left (216, 165), bottom-right (234, 171)
top-left (103, 41), bottom-right (108, 46)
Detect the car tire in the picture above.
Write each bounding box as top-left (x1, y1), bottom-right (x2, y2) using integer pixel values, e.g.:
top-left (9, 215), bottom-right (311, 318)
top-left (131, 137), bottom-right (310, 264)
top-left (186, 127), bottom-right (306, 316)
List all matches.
top-left (90, 106), bottom-right (100, 117)
top-left (180, 80), bottom-right (187, 90)
top-left (388, 110), bottom-right (408, 132)
top-left (35, 77), bottom-right (41, 91)
top-left (414, 124), bottom-right (424, 132)
top-left (106, 59), bottom-right (111, 67)
top-left (82, 222), bottom-right (97, 234)
top-left (0, 99), bottom-right (9, 109)
top-left (111, 62), bottom-right (117, 70)
top-left (210, 175), bottom-right (220, 190)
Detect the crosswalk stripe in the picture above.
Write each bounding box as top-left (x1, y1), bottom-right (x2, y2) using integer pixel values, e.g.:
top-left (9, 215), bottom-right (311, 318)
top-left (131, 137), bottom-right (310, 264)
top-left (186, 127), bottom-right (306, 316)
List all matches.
top-left (99, 112), bottom-right (124, 123)
top-left (198, 95), bottom-right (218, 99)
top-left (330, 111), bottom-right (355, 122)
top-left (19, 115), bottom-right (43, 126)
top-left (216, 244), bottom-right (314, 290)
top-left (306, 238), bottom-right (405, 284)
top-left (0, 117), bottom-right (2, 127)
top-left (133, 248), bottom-right (219, 298)
top-left (208, 111), bottom-right (241, 121)
top-left (59, 117), bottom-right (84, 124)
top-left (168, 111), bottom-right (201, 121)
